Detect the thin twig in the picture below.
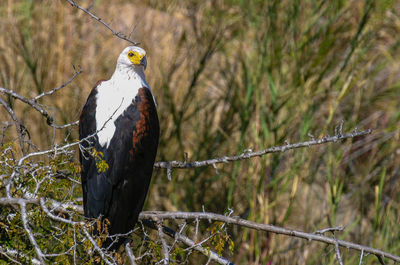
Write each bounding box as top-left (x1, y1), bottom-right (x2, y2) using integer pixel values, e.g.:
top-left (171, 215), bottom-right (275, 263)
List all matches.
top-left (167, 227), bottom-right (233, 265)
top-left (376, 255), bottom-right (386, 265)
top-left (53, 120), bottom-right (79, 129)
top-left (0, 197), bottom-right (83, 214)
top-left (314, 227), bottom-right (344, 235)
top-left (65, 0), bottom-right (139, 45)
top-left (34, 66), bottom-right (82, 100)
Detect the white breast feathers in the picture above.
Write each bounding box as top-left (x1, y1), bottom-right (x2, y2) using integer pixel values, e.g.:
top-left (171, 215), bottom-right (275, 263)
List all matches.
top-left (95, 67), bottom-right (149, 148)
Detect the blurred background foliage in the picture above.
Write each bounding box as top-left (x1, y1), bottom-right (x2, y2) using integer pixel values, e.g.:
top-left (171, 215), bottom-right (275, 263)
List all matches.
top-left (0, 0), bottom-right (400, 264)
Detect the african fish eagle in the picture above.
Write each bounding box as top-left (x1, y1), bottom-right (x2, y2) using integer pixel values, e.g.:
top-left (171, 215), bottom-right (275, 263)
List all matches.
top-left (79, 46), bottom-right (159, 250)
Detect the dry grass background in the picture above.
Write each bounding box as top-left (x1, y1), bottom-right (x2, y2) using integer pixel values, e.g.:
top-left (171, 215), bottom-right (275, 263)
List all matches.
top-left (1, 0), bottom-right (400, 264)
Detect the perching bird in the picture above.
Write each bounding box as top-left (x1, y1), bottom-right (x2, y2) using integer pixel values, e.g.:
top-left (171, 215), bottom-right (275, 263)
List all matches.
top-left (79, 46), bottom-right (159, 250)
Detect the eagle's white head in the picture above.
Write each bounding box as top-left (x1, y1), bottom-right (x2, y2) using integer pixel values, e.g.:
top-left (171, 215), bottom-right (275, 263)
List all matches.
top-left (112, 46), bottom-right (149, 88)
top-left (117, 46), bottom-right (147, 70)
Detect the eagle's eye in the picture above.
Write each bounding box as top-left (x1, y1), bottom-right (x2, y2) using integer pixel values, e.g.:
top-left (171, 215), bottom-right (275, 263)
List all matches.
top-left (128, 52), bottom-right (134, 57)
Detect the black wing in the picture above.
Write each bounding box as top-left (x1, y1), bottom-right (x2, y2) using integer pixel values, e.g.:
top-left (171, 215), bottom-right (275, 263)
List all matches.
top-left (79, 81), bottom-right (111, 218)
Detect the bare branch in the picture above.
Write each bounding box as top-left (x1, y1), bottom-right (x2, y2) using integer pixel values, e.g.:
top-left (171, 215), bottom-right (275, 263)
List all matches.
top-left (314, 226), bottom-right (345, 265)
top-left (333, 236), bottom-right (344, 265)
top-left (314, 226), bottom-right (344, 235)
top-left (39, 198), bottom-right (82, 225)
top-left (358, 249), bottom-right (364, 265)
top-left (139, 211), bottom-right (400, 263)
top-left (143, 220), bottom-right (233, 265)
top-left (65, 0), bottom-right (139, 45)
top-left (157, 222), bottom-right (170, 264)
top-left (0, 246), bottom-right (41, 265)
top-left (154, 128), bottom-right (372, 169)
top-left (0, 86), bottom-right (75, 128)
top-left (165, 226), bottom-right (232, 265)
top-left (125, 242), bottom-right (138, 265)
top-left (0, 67), bottom-right (81, 129)
top-left (0, 97), bottom-right (27, 154)
top-left (0, 246), bottom-right (23, 264)
top-left (20, 202), bottom-right (46, 264)
top-left (81, 227), bottom-right (117, 265)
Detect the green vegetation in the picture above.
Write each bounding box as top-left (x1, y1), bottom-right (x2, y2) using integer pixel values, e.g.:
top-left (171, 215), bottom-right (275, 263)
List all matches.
top-left (0, 0), bottom-right (400, 264)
